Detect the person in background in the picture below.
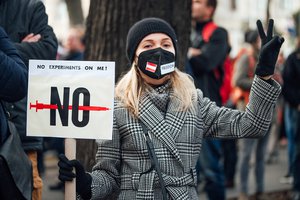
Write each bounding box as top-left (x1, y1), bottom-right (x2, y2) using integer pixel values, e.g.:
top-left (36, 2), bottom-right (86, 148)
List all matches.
top-left (185, 0), bottom-right (230, 199)
top-left (57, 17), bottom-right (283, 200)
top-left (0, 26), bottom-right (29, 200)
top-left (282, 36), bottom-right (300, 200)
top-left (232, 29), bottom-right (270, 200)
top-left (293, 114), bottom-right (300, 200)
top-left (58, 25), bottom-right (85, 61)
top-left (0, 0), bottom-right (58, 199)
top-left (265, 51), bottom-right (285, 165)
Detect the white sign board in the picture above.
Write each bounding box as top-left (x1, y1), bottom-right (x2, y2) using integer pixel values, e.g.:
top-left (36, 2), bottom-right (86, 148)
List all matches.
top-left (27, 60), bottom-right (115, 140)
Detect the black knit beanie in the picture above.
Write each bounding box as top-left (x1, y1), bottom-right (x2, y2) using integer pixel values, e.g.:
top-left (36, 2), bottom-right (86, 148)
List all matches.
top-left (126, 17), bottom-right (178, 65)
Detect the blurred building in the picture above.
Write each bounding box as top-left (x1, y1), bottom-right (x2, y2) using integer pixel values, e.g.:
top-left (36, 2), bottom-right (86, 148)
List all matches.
top-left (215, 0), bottom-right (300, 56)
top-left (43, 0), bottom-right (90, 42)
top-left (43, 0), bottom-right (299, 57)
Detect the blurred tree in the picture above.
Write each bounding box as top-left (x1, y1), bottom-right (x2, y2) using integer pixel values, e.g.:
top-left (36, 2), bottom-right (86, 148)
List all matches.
top-left (77, 0), bottom-right (192, 170)
top-left (266, 0), bottom-right (272, 24)
top-left (230, 0), bottom-right (236, 10)
top-left (65, 0), bottom-right (84, 25)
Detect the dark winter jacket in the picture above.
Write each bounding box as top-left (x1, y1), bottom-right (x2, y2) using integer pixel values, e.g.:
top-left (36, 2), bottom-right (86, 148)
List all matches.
top-left (282, 48), bottom-right (300, 108)
top-left (0, 27), bottom-right (27, 144)
top-left (0, 0), bottom-right (58, 151)
top-left (186, 20), bottom-right (229, 106)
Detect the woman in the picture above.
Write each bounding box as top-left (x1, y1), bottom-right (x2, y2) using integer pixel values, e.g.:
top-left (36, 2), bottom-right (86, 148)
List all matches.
top-left (58, 18), bottom-right (284, 200)
top-left (232, 29), bottom-right (270, 200)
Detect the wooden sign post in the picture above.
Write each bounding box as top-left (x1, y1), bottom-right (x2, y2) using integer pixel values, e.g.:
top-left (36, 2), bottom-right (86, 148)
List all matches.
top-left (65, 138), bottom-right (76, 200)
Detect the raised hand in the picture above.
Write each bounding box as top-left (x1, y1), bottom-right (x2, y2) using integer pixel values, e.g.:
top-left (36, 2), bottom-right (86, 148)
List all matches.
top-left (255, 19), bottom-right (284, 78)
top-left (58, 154), bottom-right (92, 199)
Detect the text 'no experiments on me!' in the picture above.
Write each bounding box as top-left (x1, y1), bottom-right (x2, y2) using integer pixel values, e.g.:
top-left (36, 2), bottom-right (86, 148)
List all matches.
top-left (36, 64), bottom-right (108, 71)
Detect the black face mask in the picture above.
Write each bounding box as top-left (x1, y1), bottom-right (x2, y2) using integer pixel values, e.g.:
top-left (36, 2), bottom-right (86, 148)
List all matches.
top-left (137, 48), bottom-right (176, 79)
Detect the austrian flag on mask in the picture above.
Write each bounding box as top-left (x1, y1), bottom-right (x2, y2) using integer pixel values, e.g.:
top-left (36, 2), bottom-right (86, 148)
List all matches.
top-left (145, 62), bottom-right (157, 73)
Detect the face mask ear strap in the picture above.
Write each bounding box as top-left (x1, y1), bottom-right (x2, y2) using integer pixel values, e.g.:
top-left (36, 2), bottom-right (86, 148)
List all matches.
top-left (134, 63), bottom-right (141, 73)
top-left (134, 63), bottom-right (139, 71)
top-left (133, 54), bottom-right (140, 66)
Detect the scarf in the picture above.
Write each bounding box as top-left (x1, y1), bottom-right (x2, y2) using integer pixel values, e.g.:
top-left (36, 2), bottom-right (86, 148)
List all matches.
top-left (148, 81), bottom-right (171, 116)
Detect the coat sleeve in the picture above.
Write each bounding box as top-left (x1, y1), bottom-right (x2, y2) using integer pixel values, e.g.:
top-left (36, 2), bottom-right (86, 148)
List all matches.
top-left (199, 76), bottom-right (281, 138)
top-left (14, 0), bottom-right (58, 66)
top-left (0, 27), bottom-right (27, 102)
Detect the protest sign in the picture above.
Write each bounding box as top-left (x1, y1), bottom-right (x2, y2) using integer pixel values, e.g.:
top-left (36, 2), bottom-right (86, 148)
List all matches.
top-left (27, 60), bottom-right (115, 140)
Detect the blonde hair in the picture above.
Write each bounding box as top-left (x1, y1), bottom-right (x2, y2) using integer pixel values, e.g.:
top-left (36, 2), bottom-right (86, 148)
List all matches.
top-left (115, 65), bottom-right (197, 117)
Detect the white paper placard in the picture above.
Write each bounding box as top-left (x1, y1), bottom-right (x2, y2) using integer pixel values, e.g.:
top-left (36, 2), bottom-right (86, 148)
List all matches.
top-left (27, 60), bottom-right (115, 140)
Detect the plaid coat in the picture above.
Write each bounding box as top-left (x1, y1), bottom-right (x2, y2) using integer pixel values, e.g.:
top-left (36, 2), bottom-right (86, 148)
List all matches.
top-left (87, 76), bottom-right (281, 200)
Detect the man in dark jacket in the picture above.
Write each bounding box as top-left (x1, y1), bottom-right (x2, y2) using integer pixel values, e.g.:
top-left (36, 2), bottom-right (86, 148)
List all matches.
top-left (186, 0), bottom-right (229, 106)
top-left (282, 37), bottom-right (300, 200)
top-left (0, 0), bottom-right (58, 199)
top-left (186, 0), bottom-right (229, 199)
top-left (0, 26), bottom-right (29, 200)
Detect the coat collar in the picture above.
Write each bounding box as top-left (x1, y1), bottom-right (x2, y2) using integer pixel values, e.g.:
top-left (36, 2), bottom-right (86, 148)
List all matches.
top-left (138, 89), bottom-right (187, 165)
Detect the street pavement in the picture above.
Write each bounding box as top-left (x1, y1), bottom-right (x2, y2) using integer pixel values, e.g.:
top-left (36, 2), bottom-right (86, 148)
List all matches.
top-left (42, 143), bottom-right (292, 200)
top-left (41, 151), bottom-right (64, 200)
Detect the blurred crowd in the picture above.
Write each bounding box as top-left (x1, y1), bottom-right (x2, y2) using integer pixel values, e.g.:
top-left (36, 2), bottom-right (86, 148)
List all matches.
top-left (0, 0), bottom-right (299, 200)
top-left (185, 1), bottom-right (299, 200)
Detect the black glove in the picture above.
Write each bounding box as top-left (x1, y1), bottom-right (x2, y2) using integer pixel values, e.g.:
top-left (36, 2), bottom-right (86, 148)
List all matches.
top-left (58, 154), bottom-right (92, 199)
top-left (255, 19), bottom-right (284, 77)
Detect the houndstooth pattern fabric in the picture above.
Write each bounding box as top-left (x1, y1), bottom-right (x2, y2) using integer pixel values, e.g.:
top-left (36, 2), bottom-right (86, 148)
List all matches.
top-left (148, 81), bottom-right (171, 115)
top-left (81, 76), bottom-right (281, 200)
